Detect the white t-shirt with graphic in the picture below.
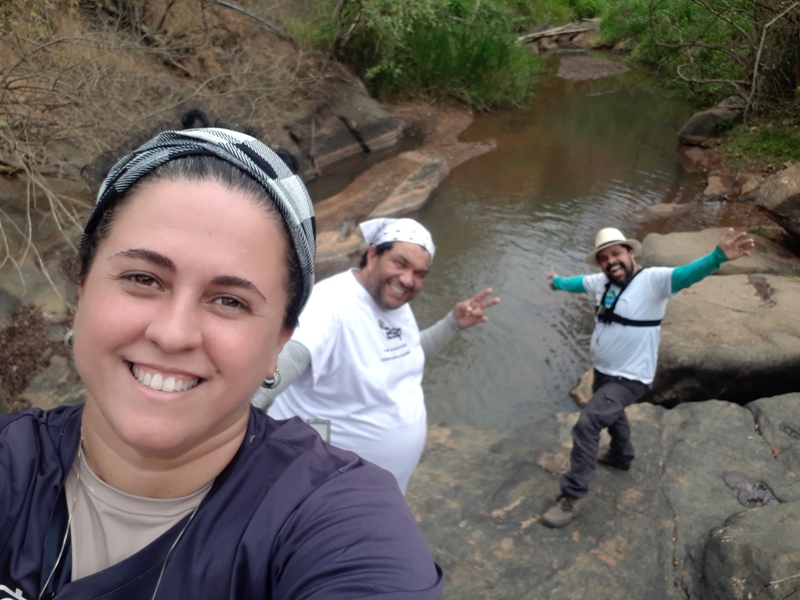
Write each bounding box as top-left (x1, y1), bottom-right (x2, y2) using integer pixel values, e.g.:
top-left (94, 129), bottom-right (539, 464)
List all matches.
top-left (582, 267), bottom-right (674, 385)
top-left (269, 270), bottom-right (426, 493)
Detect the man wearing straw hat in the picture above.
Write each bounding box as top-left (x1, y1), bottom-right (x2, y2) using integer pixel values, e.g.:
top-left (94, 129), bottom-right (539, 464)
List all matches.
top-left (541, 226), bottom-right (755, 528)
top-left (254, 217), bottom-right (500, 493)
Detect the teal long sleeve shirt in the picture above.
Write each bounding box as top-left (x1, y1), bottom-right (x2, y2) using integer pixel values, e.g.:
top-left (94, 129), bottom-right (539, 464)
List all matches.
top-left (551, 245), bottom-right (729, 294)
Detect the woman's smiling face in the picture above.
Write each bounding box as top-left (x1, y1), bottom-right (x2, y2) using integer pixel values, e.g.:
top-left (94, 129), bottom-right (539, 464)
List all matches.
top-left (73, 177), bottom-right (292, 460)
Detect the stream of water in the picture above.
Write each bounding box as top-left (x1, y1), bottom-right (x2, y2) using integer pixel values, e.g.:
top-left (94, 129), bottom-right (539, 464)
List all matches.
top-left (309, 56), bottom-right (757, 429)
top-left (408, 59), bottom-right (746, 428)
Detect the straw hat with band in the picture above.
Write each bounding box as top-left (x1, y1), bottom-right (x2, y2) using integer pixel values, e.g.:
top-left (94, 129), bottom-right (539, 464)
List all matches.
top-left (585, 228), bottom-right (641, 266)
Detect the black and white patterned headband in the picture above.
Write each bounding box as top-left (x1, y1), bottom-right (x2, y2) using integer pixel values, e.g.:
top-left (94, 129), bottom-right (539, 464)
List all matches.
top-left (80, 128), bottom-right (316, 310)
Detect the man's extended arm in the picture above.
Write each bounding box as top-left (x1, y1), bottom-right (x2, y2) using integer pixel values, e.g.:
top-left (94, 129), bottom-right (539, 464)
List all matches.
top-left (420, 312), bottom-right (461, 359)
top-left (549, 274), bottom-right (587, 293)
top-left (421, 288), bottom-right (500, 359)
top-left (252, 340), bottom-right (312, 410)
top-left (671, 228), bottom-right (755, 293)
top-left (671, 246), bottom-right (727, 293)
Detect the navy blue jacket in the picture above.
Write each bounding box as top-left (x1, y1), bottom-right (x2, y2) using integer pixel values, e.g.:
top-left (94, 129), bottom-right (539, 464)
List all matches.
top-left (0, 405), bottom-right (444, 599)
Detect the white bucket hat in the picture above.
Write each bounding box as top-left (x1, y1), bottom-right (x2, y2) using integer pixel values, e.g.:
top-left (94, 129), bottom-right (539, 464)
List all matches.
top-left (585, 227), bottom-right (641, 266)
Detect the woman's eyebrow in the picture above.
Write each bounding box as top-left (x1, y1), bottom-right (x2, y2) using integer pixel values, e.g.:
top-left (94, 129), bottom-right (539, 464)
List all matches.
top-left (111, 248), bottom-right (267, 303)
top-left (112, 248), bottom-right (175, 270)
top-left (211, 275), bottom-right (267, 303)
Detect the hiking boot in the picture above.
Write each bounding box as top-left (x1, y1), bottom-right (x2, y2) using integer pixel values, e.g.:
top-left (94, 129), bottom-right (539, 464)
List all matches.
top-left (597, 451), bottom-right (631, 471)
top-left (541, 494), bottom-right (581, 528)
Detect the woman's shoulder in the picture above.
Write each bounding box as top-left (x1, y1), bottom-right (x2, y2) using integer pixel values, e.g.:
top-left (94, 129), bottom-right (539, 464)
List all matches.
top-left (1, 404), bottom-right (83, 437)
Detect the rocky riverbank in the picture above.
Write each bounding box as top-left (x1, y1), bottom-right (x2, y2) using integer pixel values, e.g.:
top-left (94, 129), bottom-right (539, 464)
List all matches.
top-left (408, 393), bottom-right (800, 599)
top-left (1, 9), bottom-right (799, 596)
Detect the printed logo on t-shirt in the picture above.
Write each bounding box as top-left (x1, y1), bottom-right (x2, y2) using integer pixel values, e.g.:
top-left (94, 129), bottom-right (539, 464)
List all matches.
top-left (378, 319), bottom-right (402, 340)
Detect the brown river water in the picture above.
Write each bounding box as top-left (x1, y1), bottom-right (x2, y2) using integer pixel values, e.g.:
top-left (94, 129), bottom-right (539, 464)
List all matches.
top-left (312, 57), bottom-right (759, 428)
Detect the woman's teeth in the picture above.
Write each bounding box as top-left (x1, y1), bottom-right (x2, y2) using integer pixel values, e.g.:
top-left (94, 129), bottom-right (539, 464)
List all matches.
top-left (132, 365), bottom-right (200, 392)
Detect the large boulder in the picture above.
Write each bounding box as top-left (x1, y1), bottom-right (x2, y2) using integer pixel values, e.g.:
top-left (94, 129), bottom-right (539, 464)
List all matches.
top-left (701, 502), bottom-right (800, 600)
top-left (639, 228), bottom-right (800, 405)
top-left (677, 108), bottom-right (741, 146)
top-left (639, 228), bottom-right (800, 277)
top-left (280, 73), bottom-right (403, 177)
top-left (653, 273), bottom-right (800, 405)
top-left (699, 394), bottom-right (800, 600)
top-left (756, 164), bottom-right (800, 243)
top-left (407, 394), bottom-right (800, 599)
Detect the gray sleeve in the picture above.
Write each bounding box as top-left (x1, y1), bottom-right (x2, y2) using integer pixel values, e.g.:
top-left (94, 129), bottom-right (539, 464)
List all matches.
top-left (251, 339), bottom-right (312, 410)
top-left (420, 311), bottom-right (462, 359)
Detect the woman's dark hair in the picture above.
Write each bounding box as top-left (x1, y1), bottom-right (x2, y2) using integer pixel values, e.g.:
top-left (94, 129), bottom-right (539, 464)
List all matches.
top-left (78, 155), bottom-right (305, 331)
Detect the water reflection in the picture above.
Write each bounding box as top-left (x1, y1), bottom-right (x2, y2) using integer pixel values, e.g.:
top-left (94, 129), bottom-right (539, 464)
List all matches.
top-left (412, 64), bottom-right (707, 428)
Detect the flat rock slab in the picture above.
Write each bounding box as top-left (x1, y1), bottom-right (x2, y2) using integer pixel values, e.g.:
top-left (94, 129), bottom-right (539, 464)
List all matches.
top-left (653, 273), bottom-right (800, 404)
top-left (557, 55), bottom-right (629, 80)
top-left (640, 228), bottom-right (800, 277)
top-left (407, 394), bottom-right (800, 599)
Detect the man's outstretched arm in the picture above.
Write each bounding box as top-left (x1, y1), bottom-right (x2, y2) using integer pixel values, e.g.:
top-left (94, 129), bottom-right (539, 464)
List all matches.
top-left (671, 228), bottom-right (755, 293)
top-left (421, 288), bottom-right (500, 359)
top-left (548, 267), bottom-right (588, 293)
top-left (252, 340), bottom-right (312, 410)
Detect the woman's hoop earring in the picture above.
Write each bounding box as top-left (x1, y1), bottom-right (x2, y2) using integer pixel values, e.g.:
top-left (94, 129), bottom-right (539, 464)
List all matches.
top-left (64, 329), bottom-right (74, 349)
top-left (261, 368), bottom-right (281, 389)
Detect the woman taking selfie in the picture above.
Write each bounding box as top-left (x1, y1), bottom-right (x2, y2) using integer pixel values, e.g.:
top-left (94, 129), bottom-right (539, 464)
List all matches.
top-left (0, 126), bottom-right (443, 598)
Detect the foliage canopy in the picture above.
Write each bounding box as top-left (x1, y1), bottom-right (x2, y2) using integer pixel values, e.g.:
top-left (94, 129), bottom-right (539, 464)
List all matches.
top-left (597, 0), bottom-right (800, 115)
top-left (287, 0), bottom-right (556, 111)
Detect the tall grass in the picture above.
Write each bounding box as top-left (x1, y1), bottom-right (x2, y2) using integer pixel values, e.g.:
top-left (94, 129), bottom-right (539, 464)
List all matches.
top-left (357, 19), bottom-right (544, 110)
top-left (285, 0), bottom-right (547, 111)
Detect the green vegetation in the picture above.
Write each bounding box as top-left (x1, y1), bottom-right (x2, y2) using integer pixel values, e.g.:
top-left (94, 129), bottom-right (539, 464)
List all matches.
top-left (279, 0), bottom-right (800, 165)
top-left (596, 0), bottom-right (799, 114)
top-left (720, 116), bottom-right (800, 169)
top-left (285, 0), bottom-right (562, 110)
top-left (588, 0), bottom-right (800, 167)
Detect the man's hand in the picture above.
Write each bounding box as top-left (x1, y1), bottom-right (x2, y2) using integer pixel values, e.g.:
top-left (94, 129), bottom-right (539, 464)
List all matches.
top-left (547, 266), bottom-right (557, 290)
top-left (718, 227), bottom-right (756, 261)
top-left (453, 288), bottom-right (501, 329)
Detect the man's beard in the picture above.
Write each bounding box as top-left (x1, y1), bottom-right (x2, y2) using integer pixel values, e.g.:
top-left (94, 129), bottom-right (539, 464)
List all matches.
top-left (606, 262), bottom-right (635, 286)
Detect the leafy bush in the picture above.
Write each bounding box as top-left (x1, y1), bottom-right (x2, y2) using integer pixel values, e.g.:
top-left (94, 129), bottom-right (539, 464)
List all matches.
top-left (288, 0), bottom-right (545, 110)
top-left (491, 0), bottom-right (572, 29)
top-left (596, 0), bottom-right (799, 112)
top-left (567, 0), bottom-right (604, 19)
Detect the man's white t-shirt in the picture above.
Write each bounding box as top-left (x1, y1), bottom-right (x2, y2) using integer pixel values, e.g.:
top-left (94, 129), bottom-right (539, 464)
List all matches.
top-left (582, 267), bottom-right (675, 385)
top-left (269, 270), bottom-right (426, 493)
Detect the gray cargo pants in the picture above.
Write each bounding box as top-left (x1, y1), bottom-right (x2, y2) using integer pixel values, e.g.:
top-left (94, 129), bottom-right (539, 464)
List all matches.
top-left (559, 369), bottom-right (647, 498)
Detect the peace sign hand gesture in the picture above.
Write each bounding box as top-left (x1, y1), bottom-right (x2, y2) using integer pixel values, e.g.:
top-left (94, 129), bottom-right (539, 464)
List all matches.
top-left (453, 288), bottom-right (501, 329)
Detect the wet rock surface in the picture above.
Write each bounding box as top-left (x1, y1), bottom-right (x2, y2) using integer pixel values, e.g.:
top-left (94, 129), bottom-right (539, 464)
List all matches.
top-left (757, 163), bottom-right (800, 243)
top-left (723, 471), bottom-right (779, 507)
top-left (407, 395), bottom-right (800, 599)
top-left (677, 108), bottom-right (741, 146)
top-left (405, 228), bottom-right (800, 599)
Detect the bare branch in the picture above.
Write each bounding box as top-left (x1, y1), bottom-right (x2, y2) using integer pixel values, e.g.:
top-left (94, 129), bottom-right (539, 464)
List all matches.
top-left (654, 40), bottom-right (750, 69)
top-left (746, 1), bottom-right (800, 119)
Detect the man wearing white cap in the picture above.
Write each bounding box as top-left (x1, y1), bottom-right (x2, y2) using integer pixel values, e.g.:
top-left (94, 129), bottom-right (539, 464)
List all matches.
top-left (541, 226), bottom-right (755, 528)
top-left (253, 217), bottom-right (499, 493)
